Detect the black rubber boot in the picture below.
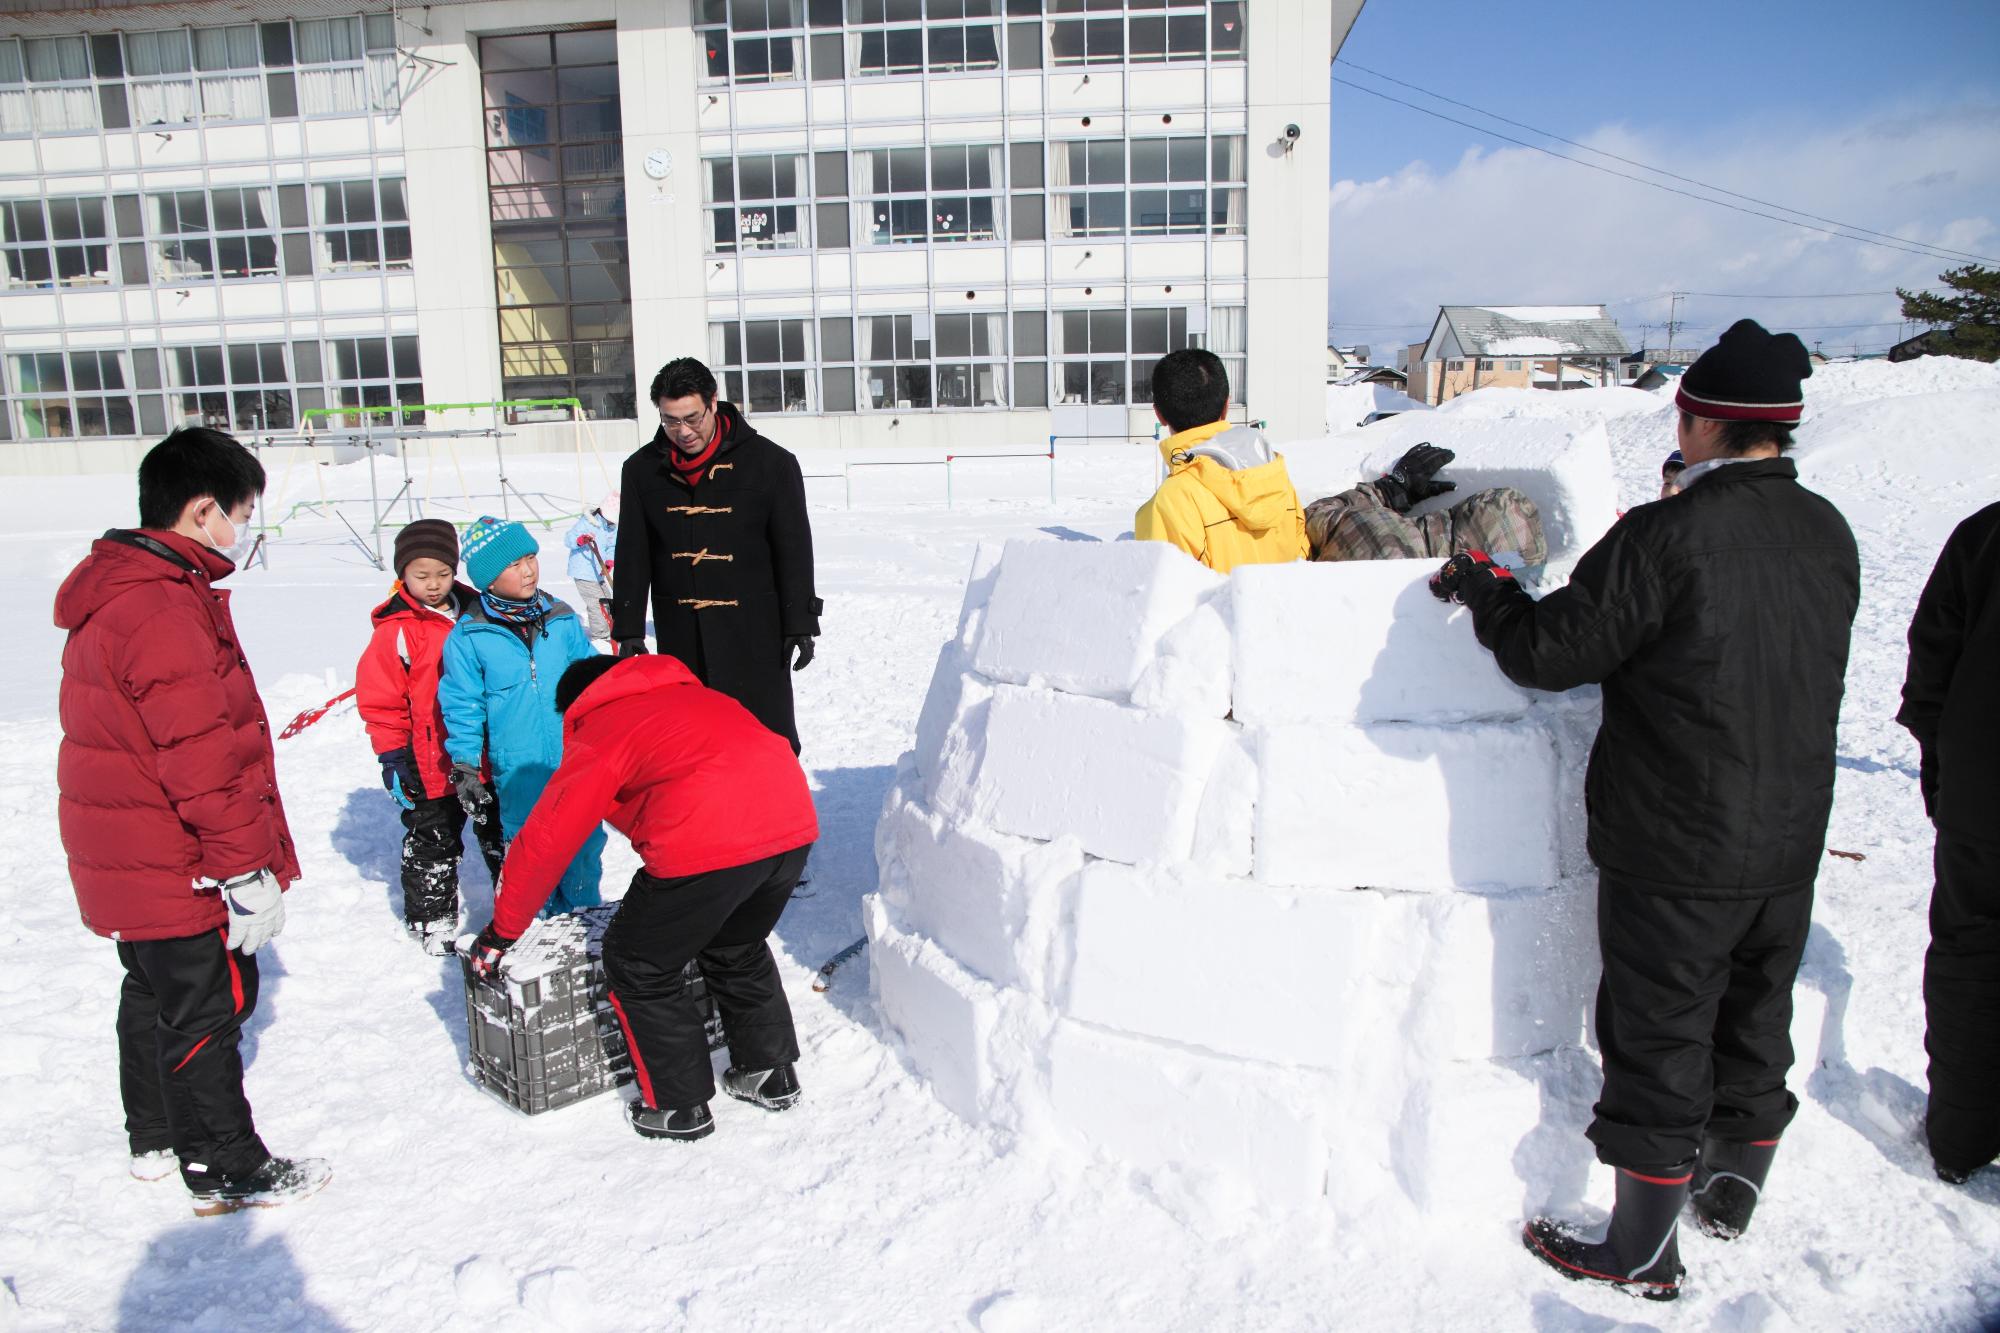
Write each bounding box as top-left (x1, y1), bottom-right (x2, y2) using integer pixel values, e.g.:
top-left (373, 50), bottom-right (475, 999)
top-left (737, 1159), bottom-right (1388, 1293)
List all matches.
top-left (629, 1101), bottom-right (714, 1142)
top-left (1523, 1165), bottom-right (1690, 1302)
top-left (187, 1156), bottom-right (333, 1217)
top-left (723, 1064), bottom-right (802, 1111)
top-left (1691, 1137), bottom-right (1779, 1239)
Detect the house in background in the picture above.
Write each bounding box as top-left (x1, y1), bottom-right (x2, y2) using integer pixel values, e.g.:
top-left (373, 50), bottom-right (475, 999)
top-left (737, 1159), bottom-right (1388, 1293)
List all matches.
top-left (1889, 327), bottom-right (1961, 362)
top-left (1619, 348), bottom-right (1688, 392)
top-left (1407, 305), bottom-right (1630, 405)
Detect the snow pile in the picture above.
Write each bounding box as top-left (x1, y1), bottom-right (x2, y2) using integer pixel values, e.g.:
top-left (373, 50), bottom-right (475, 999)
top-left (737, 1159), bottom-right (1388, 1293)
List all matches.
top-left (867, 432), bottom-right (1626, 1217)
top-left (1324, 380), bottom-right (1429, 430)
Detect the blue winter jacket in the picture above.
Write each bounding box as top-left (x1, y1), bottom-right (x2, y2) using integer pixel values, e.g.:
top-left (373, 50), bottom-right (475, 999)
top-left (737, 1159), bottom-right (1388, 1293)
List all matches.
top-left (438, 593), bottom-right (605, 911)
top-left (565, 512), bottom-right (616, 582)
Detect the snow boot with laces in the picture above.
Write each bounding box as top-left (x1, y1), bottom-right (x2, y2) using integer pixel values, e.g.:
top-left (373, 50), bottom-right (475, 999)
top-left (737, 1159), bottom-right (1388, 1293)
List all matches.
top-left (186, 1155), bottom-right (332, 1217)
top-left (1523, 1164), bottom-right (1689, 1302)
top-left (1690, 1136), bottom-right (1779, 1239)
top-left (628, 1101), bottom-right (714, 1142)
top-left (722, 1063), bottom-right (801, 1111)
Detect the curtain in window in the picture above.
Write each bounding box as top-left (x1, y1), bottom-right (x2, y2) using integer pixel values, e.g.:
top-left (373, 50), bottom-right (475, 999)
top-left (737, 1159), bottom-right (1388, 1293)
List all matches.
top-left (26, 37), bottom-right (88, 81)
top-left (32, 86), bottom-right (95, 131)
top-left (132, 79), bottom-right (195, 124)
top-left (976, 313), bottom-right (1005, 358)
top-left (127, 32), bottom-right (191, 76)
top-left (297, 20), bottom-right (363, 64)
top-left (194, 27), bottom-right (258, 71)
top-left (850, 149), bottom-right (882, 244)
top-left (857, 314), bottom-right (882, 361)
top-left (1209, 306), bottom-right (1246, 354)
top-left (367, 52), bottom-right (401, 111)
top-left (708, 322), bottom-right (728, 365)
top-left (300, 66), bottom-right (366, 115)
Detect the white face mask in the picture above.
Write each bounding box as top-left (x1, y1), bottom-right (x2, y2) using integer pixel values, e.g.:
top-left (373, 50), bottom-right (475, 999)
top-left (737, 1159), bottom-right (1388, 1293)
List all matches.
top-left (201, 507), bottom-right (256, 565)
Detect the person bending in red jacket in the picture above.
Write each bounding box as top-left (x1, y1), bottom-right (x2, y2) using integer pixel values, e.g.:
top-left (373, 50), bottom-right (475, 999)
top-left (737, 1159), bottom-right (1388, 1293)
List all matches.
top-left (464, 653), bottom-right (819, 1142)
top-left (355, 518), bottom-right (504, 954)
top-left (55, 427), bottom-right (330, 1215)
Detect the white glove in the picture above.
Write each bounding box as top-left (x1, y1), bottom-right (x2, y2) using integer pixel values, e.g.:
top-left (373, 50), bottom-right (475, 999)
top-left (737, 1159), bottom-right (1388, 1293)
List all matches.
top-left (215, 870), bottom-right (285, 954)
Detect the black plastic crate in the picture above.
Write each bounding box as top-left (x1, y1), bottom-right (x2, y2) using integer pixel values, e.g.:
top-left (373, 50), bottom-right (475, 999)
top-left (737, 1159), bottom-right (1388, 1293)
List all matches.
top-left (462, 904), bottom-right (723, 1116)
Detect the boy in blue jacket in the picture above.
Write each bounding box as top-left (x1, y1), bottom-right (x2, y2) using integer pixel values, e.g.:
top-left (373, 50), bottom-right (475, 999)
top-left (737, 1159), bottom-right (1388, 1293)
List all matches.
top-left (439, 517), bottom-right (605, 913)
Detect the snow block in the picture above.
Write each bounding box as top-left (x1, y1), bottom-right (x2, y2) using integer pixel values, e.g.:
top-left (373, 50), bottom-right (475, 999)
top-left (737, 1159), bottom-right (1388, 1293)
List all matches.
top-left (973, 684), bottom-right (1230, 866)
top-left (1188, 726), bottom-right (1256, 877)
top-left (1358, 417), bottom-right (1620, 564)
top-left (913, 662), bottom-right (996, 824)
top-left (1129, 589), bottom-right (1233, 717)
top-left (1047, 1019), bottom-right (1328, 1206)
top-left (866, 895), bottom-right (1002, 1124)
top-left (1387, 1058), bottom-right (1563, 1215)
top-left (875, 784), bottom-right (1082, 998)
top-left (952, 540), bottom-right (1005, 653)
top-left (1540, 692), bottom-right (1603, 880)
top-left (1231, 560), bottom-right (1535, 727)
top-left (1062, 862), bottom-right (1591, 1066)
top-left (972, 537), bottom-right (1225, 701)
top-left (1254, 720), bottom-right (1561, 891)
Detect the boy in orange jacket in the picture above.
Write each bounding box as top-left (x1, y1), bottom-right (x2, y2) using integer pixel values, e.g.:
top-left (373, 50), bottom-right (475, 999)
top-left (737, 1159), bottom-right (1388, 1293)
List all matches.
top-left (355, 519), bottom-right (504, 953)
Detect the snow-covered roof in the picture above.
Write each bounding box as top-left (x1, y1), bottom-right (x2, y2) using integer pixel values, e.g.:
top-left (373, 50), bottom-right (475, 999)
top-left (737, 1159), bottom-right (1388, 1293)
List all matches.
top-left (1432, 305), bottom-right (1630, 360)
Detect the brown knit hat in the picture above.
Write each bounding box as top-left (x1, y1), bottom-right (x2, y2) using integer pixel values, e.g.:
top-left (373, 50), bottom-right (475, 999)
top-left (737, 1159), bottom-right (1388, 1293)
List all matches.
top-left (393, 518), bottom-right (459, 577)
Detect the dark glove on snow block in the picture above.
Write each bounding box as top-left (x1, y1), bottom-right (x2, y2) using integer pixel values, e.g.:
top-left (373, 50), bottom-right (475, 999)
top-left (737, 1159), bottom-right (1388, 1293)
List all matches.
top-left (615, 638), bottom-right (649, 659)
top-left (449, 761), bottom-right (494, 820)
top-left (1377, 442), bottom-right (1458, 513)
top-left (462, 921), bottom-right (516, 980)
top-left (785, 635), bottom-right (816, 672)
top-left (1430, 549), bottom-right (1515, 605)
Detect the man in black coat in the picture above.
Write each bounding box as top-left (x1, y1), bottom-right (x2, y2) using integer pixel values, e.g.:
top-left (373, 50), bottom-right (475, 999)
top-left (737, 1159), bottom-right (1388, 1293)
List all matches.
top-left (611, 357), bottom-right (821, 753)
top-left (1898, 499), bottom-right (2000, 1186)
top-left (1432, 320), bottom-right (1859, 1301)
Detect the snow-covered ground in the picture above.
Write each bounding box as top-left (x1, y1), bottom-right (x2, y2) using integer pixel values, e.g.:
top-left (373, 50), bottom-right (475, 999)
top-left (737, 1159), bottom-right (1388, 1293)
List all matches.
top-left (2, 360), bottom-right (1997, 1331)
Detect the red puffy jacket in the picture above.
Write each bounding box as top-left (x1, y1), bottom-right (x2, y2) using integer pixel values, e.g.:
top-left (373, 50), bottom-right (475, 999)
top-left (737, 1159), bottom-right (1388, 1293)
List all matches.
top-left (55, 530), bottom-right (301, 941)
top-left (355, 583), bottom-right (477, 801)
top-left (492, 654), bottom-right (818, 938)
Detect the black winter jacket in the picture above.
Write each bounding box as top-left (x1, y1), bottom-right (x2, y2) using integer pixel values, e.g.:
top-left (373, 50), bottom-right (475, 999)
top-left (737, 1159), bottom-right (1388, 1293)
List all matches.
top-left (611, 402), bottom-right (820, 750)
top-left (1462, 457), bottom-right (1859, 898)
top-left (1898, 499), bottom-right (2000, 841)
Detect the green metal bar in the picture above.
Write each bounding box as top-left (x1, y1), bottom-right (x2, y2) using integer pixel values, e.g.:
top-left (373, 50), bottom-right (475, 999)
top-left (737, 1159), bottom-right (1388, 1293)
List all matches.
top-left (300, 397), bottom-right (584, 422)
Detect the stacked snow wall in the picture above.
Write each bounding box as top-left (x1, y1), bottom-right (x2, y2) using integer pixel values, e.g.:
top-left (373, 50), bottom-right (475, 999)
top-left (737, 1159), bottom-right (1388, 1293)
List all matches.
top-left (868, 421), bottom-right (1618, 1217)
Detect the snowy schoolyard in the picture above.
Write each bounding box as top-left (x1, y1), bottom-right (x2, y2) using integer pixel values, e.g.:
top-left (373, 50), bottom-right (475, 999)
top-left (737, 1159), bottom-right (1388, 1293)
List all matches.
top-left (3, 359), bottom-right (1999, 1331)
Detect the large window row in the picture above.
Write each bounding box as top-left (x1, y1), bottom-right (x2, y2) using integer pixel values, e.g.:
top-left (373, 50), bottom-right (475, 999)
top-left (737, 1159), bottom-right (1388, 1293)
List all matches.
top-left (1, 335), bottom-right (421, 441)
top-left (702, 135), bottom-right (1244, 252)
top-left (0, 179), bottom-right (411, 290)
top-left (0, 15), bottom-right (398, 138)
top-left (696, 0), bottom-right (1243, 84)
top-left (706, 304), bottom-right (1241, 414)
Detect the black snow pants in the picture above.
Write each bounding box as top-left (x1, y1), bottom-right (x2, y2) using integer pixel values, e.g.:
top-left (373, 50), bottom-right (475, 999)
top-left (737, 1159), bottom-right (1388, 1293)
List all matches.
top-left (400, 792), bottom-right (505, 925)
top-left (116, 930), bottom-right (269, 1184)
top-left (1926, 830), bottom-right (2000, 1174)
top-left (1587, 876), bottom-right (1813, 1171)
top-left (600, 844), bottom-right (811, 1110)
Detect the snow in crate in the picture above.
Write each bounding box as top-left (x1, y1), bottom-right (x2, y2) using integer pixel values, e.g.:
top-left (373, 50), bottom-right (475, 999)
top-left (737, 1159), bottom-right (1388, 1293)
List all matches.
top-left (870, 497), bottom-right (1608, 1214)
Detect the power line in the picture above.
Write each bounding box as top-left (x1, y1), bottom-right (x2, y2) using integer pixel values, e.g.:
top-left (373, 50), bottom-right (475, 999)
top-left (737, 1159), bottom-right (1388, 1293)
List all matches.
top-left (1330, 75), bottom-right (1997, 268)
top-left (1684, 290), bottom-right (1901, 300)
top-left (1334, 58), bottom-right (1997, 268)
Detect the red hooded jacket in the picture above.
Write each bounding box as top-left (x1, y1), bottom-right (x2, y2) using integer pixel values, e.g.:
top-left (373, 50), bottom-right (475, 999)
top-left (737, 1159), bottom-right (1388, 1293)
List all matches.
top-left (492, 654), bottom-right (818, 938)
top-left (355, 582), bottom-right (477, 801)
top-left (55, 530), bottom-right (301, 941)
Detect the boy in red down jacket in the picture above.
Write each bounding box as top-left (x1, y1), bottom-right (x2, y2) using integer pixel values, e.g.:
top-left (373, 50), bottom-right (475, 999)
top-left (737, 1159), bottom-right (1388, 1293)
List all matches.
top-left (355, 518), bottom-right (505, 954)
top-left (55, 427), bottom-right (329, 1216)
top-left (463, 653), bottom-right (818, 1143)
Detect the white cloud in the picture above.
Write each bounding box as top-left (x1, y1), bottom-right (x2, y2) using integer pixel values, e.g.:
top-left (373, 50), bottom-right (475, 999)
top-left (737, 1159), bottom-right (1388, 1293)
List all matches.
top-left (1328, 101), bottom-right (2000, 357)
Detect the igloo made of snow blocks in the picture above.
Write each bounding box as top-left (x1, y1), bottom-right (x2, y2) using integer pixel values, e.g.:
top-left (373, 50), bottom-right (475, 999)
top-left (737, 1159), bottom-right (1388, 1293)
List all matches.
top-left (866, 416), bottom-right (1628, 1218)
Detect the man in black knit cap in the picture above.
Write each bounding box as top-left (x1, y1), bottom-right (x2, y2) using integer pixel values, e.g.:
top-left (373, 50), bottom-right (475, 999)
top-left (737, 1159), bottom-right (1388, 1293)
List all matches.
top-left (1432, 320), bottom-right (1859, 1301)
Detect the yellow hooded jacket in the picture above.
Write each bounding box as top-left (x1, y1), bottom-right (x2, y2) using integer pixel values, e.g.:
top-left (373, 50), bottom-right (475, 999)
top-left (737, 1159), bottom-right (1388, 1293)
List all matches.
top-left (1133, 420), bottom-right (1311, 573)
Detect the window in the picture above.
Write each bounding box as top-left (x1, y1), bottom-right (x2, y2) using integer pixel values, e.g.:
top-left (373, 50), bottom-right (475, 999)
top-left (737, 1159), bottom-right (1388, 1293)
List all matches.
top-left (1055, 139), bottom-right (1124, 238)
top-left (299, 335), bottom-right (423, 428)
top-left (852, 144), bottom-right (1002, 245)
top-left (1049, 12), bottom-right (1122, 66)
top-left (860, 313), bottom-right (931, 408)
top-left (151, 188), bottom-right (278, 282)
top-left (0, 36), bottom-right (96, 135)
top-left (1011, 310), bottom-right (1047, 407)
top-left (1505, 359), bottom-right (1522, 371)
top-left (1127, 8), bottom-right (1205, 63)
top-left (705, 153), bottom-right (809, 252)
top-left (1209, 133), bottom-right (1246, 234)
top-left (924, 0), bottom-right (1001, 72)
top-left (819, 314), bottom-right (857, 411)
top-left (1207, 303), bottom-right (1246, 405)
top-left (925, 143), bottom-right (1000, 241)
top-left (193, 26), bottom-right (265, 120)
top-left (315, 179), bottom-right (411, 270)
top-left (1053, 309), bottom-right (1126, 405)
top-left (711, 318), bottom-right (813, 412)
top-left (1129, 306), bottom-right (1197, 401)
top-left (156, 341), bottom-right (296, 432)
top-left (295, 15), bottom-right (398, 116)
top-left (1129, 138), bottom-right (1205, 236)
top-left (934, 312), bottom-right (1008, 407)
top-left (1478, 358), bottom-right (1494, 371)
top-left (123, 29), bottom-right (198, 125)
top-left (10, 350), bottom-right (134, 438)
top-left (724, 0), bottom-right (803, 83)
top-left (2, 197), bottom-right (117, 289)
top-left (1210, 1), bottom-right (1245, 60)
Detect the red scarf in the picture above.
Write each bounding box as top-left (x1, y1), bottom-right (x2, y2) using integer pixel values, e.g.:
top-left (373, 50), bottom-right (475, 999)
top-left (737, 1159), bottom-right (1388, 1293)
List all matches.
top-left (670, 415), bottom-right (724, 486)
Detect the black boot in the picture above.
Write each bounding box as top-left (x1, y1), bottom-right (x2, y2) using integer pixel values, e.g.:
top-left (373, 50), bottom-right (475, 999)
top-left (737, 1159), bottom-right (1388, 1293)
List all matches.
top-left (186, 1155), bottom-right (333, 1217)
top-left (628, 1101), bottom-right (713, 1142)
top-left (1524, 1165), bottom-right (1689, 1302)
top-left (1691, 1137), bottom-right (1779, 1239)
top-left (723, 1064), bottom-right (802, 1111)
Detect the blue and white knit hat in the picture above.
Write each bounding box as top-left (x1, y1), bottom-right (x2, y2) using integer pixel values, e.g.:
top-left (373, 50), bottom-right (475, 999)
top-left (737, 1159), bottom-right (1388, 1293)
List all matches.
top-left (461, 516), bottom-right (538, 591)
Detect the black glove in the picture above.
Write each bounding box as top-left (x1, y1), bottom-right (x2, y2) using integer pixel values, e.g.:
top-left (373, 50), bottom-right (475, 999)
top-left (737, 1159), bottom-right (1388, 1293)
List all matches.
top-left (1429, 549), bottom-right (1516, 605)
top-left (1376, 443), bottom-right (1457, 514)
top-left (461, 920), bottom-right (516, 980)
top-left (377, 748), bottom-right (421, 809)
top-left (448, 761), bottom-right (495, 821)
top-left (785, 635), bottom-right (815, 672)
top-left (616, 637), bottom-right (649, 659)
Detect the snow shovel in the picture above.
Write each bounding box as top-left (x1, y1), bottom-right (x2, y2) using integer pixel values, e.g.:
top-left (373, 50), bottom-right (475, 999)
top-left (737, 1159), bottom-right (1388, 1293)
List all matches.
top-left (279, 687), bottom-right (356, 739)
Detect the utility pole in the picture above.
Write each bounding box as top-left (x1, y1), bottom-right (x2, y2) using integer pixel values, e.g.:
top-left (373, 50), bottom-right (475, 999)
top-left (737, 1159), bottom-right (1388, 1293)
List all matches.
top-left (1664, 291), bottom-right (1685, 361)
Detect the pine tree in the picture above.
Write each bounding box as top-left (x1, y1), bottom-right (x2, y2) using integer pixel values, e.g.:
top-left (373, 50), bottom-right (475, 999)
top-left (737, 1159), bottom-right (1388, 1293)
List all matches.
top-left (1897, 264), bottom-right (1999, 362)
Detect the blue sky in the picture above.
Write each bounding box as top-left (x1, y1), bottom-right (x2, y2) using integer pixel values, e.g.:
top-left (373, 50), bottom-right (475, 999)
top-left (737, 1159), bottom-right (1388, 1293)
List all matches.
top-left (1324, 0), bottom-right (2000, 357)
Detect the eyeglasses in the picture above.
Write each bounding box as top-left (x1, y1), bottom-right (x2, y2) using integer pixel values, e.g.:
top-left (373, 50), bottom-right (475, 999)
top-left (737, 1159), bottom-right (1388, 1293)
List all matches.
top-left (659, 405), bottom-right (710, 432)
